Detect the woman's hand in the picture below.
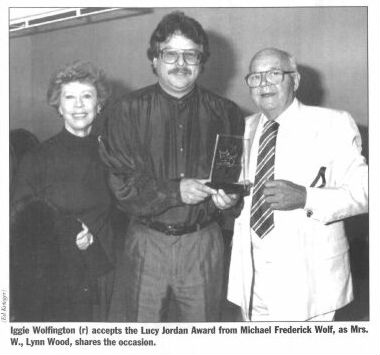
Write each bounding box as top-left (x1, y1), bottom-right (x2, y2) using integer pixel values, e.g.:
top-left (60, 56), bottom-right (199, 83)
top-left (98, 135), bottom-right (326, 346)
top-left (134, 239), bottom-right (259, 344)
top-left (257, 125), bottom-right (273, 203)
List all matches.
top-left (76, 222), bottom-right (94, 250)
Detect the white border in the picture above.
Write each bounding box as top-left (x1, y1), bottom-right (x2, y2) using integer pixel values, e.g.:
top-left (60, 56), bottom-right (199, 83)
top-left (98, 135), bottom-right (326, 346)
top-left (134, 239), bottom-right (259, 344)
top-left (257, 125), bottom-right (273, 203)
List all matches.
top-left (2, 1), bottom-right (379, 354)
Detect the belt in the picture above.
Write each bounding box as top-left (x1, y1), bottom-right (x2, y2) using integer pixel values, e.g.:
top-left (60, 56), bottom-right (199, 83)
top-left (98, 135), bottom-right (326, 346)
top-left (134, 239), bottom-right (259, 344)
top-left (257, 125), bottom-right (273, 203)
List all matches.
top-left (137, 219), bottom-right (215, 236)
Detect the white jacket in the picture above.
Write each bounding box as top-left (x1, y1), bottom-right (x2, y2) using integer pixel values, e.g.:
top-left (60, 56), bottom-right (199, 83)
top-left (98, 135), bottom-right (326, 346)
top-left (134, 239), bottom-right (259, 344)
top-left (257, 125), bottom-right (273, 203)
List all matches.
top-left (227, 99), bottom-right (368, 321)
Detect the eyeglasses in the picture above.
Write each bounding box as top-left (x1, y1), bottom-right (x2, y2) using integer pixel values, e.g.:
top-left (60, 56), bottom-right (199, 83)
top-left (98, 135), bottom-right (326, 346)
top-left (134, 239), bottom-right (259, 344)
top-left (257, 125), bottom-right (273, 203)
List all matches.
top-left (159, 49), bottom-right (203, 65)
top-left (245, 70), bottom-right (296, 88)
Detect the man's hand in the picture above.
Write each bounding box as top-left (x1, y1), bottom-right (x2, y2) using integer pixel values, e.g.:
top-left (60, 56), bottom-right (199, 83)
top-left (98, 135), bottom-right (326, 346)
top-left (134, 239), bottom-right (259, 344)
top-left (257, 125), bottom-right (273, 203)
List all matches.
top-left (212, 189), bottom-right (240, 210)
top-left (76, 223), bottom-right (94, 250)
top-left (180, 178), bottom-right (217, 205)
top-left (263, 180), bottom-right (306, 211)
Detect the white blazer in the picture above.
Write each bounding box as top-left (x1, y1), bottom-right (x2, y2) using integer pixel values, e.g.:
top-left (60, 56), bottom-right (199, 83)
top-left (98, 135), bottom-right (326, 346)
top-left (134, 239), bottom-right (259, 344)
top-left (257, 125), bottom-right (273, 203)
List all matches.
top-left (227, 99), bottom-right (368, 321)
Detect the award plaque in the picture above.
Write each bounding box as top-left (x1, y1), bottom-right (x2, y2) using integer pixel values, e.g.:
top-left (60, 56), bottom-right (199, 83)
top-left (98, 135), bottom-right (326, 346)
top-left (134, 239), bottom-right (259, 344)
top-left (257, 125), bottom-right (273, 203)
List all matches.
top-left (206, 134), bottom-right (252, 195)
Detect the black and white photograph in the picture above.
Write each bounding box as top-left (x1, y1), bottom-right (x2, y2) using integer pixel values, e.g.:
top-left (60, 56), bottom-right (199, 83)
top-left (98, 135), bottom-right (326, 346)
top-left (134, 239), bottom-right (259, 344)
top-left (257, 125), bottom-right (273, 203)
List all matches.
top-left (2, 2), bottom-right (379, 355)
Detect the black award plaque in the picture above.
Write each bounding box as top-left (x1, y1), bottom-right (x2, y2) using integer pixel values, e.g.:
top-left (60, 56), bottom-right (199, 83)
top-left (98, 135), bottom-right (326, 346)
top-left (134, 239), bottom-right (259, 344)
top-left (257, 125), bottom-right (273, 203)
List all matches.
top-left (206, 134), bottom-right (251, 195)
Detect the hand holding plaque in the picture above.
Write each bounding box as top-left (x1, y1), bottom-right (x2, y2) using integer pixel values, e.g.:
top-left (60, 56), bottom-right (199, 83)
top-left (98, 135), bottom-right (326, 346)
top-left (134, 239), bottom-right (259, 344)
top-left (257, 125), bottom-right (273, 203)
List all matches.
top-left (206, 134), bottom-right (252, 195)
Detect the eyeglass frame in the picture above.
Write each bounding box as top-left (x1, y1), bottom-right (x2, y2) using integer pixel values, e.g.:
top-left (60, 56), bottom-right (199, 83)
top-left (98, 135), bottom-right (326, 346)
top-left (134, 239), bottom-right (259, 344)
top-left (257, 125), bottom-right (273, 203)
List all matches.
top-left (158, 48), bottom-right (203, 65)
top-left (245, 69), bottom-right (296, 88)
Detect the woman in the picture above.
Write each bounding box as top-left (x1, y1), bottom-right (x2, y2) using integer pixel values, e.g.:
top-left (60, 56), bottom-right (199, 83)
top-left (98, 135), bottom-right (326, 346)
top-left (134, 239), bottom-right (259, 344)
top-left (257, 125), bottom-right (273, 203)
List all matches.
top-left (11, 61), bottom-right (115, 322)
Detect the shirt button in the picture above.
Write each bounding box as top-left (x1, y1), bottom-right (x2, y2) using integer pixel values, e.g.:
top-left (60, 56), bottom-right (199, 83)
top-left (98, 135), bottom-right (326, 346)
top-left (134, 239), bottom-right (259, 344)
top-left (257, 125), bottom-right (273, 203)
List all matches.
top-left (179, 124), bottom-right (183, 129)
top-left (180, 147), bottom-right (184, 152)
top-left (180, 173), bottom-right (185, 178)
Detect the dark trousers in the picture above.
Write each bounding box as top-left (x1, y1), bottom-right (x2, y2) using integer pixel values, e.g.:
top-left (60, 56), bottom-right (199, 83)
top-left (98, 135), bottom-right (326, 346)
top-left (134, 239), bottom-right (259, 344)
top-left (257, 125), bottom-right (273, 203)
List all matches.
top-left (108, 221), bottom-right (224, 322)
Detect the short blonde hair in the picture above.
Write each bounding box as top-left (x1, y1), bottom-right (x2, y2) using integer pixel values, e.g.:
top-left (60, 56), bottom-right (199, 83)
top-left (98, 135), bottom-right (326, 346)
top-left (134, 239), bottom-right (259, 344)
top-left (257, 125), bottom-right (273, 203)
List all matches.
top-left (47, 60), bottom-right (110, 111)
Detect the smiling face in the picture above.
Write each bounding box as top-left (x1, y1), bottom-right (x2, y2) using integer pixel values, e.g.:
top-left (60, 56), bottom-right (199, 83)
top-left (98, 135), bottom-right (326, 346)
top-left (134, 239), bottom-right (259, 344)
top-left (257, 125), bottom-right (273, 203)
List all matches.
top-left (153, 32), bottom-right (203, 98)
top-left (58, 81), bottom-right (99, 137)
top-left (249, 50), bottom-right (300, 120)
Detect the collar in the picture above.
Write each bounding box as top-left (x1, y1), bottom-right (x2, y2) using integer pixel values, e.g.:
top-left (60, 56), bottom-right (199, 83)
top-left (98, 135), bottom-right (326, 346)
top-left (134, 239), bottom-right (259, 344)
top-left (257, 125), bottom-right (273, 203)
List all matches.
top-left (260, 98), bottom-right (300, 126)
top-left (156, 82), bottom-right (198, 104)
top-left (60, 127), bottom-right (93, 145)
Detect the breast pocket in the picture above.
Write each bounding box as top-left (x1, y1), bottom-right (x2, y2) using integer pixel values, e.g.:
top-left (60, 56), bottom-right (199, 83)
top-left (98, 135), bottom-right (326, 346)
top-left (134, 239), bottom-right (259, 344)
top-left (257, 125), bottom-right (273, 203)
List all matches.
top-left (275, 146), bottom-right (326, 187)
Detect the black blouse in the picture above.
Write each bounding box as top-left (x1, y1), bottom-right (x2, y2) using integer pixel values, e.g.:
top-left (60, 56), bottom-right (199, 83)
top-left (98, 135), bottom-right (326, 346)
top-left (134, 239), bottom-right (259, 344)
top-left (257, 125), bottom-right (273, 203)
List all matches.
top-left (12, 128), bottom-right (114, 259)
top-left (11, 128), bottom-right (115, 321)
top-left (100, 83), bottom-right (244, 226)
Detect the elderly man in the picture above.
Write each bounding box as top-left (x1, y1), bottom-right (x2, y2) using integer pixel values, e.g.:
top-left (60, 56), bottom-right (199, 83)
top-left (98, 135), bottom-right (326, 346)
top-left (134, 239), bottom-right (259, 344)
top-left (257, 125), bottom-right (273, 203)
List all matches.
top-left (228, 48), bottom-right (368, 321)
top-left (100, 11), bottom-right (243, 322)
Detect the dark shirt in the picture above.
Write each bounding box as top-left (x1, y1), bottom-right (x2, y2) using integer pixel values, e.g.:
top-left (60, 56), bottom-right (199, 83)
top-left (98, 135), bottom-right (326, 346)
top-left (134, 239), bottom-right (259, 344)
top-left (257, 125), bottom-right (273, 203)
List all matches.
top-left (12, 128), bottom-right (114, 259)
top-left (100, 83), bottom-right (244, 226)
top-left (11, 128), bottom-right (115, 321)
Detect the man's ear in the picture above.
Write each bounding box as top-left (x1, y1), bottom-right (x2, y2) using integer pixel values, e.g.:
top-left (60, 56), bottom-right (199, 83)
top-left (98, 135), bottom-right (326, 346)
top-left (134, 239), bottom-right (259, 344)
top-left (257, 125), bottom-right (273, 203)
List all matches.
top-left (292, 72), bottom-right (301, 92)
top-left (152, 57), bottom-right (158, 71)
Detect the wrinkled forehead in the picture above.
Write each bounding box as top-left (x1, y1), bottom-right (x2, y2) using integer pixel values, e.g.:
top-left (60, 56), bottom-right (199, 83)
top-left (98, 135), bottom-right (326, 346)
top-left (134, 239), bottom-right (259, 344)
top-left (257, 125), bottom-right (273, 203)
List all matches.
top-left (250, 52), bottom-right (289, 72)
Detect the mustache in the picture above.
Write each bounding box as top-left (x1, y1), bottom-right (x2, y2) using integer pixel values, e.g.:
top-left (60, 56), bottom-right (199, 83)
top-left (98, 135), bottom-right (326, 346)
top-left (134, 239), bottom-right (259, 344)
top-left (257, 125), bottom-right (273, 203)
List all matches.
top-left (168, 68), bottom-right (192, 75)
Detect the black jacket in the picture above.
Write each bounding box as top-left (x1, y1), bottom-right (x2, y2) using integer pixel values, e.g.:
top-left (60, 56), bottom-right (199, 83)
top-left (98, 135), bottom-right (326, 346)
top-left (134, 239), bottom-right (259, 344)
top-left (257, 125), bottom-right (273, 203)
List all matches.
top-left (10, 197), bottom-right (113, 322)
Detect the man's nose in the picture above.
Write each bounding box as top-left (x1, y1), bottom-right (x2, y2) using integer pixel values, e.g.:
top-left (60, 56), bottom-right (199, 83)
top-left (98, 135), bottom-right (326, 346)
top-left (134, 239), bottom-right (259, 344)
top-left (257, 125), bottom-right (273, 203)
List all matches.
top-left (258, 73), bottom-right (269, 87)
top-left (176, 53), bottom-right (185, 67)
